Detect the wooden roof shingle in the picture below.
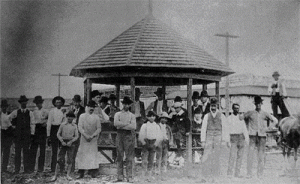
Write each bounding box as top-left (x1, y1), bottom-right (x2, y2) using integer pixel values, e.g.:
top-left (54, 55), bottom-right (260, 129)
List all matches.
top-left (70, 15), bottom-right (234, 77)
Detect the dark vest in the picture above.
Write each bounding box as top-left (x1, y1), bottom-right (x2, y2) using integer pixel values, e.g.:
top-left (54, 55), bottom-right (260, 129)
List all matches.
top-left (207, 112), bottom-right (222, 131)
top-left (14, 109), bottom-right (31, 139)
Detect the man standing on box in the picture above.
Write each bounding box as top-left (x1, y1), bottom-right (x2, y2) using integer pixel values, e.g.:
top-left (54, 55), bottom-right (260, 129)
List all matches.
top-left (10, 95), bottom-right (35, 174)
top-left (70, 94), bottom-right (85, 172)
top-left (47, 96), bottom-right (66, 172)
top-left (30, 96), bottom-right (49, 172)
top-left (114, 96), bottom-right (136, 183)
top-left (268, 71), bottom-right (289, 119)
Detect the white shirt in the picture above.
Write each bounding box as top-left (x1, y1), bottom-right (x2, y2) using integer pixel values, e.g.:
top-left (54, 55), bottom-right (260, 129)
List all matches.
top-left (268, 79), bottom-right (287, 96)
top-left (227, 113), bottom-right (249, 139)
top-left (33, 108), bottom-right (48, 125)
top-left (139, 121), bottom-right (162, 141)
top-left (201, 110), bottom-right (229, 142)
top-left (47, 108), bottom-right (66, 136)
top-left (159, 123), bottom-right (168, 140)
top-left (10, 109), bottom-right (35, 134)
top-left (1, 112), bottom-right (12, 130)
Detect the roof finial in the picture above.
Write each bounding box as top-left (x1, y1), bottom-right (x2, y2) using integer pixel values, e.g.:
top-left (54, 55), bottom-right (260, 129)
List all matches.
top-left (148, 0), bottom-right (153, 15)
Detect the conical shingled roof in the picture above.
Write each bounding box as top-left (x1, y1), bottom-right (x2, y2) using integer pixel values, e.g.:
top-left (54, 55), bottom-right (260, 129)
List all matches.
top-left (70, 15), bottom-right (234, 77)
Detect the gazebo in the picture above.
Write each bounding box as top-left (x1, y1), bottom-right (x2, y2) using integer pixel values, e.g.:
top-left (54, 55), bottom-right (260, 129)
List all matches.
top-left (70, 6), bottom-right (234, 163)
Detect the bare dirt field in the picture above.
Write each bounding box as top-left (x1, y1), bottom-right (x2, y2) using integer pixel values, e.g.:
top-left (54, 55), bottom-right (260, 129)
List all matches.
top-left (1, 146), bottom-right (300, 184)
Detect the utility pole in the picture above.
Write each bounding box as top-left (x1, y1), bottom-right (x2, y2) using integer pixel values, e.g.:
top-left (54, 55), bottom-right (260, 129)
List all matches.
top-left (51, 73), bottom-right (68, 96)
top-left (215, 32), bottom-right (238, 117)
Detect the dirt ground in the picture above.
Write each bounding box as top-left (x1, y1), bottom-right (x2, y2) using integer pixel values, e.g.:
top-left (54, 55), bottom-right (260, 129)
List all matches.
top-left (1, 146), bottom-right (300, 184)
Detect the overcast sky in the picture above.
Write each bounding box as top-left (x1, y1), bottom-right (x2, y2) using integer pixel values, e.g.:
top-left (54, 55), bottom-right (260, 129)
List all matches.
top-left (1, 0), bottom-right (299, 99)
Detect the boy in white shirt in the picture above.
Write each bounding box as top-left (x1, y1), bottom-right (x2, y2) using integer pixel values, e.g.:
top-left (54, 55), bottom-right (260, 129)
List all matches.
top-left (139, 111), bottom-right (162, 178)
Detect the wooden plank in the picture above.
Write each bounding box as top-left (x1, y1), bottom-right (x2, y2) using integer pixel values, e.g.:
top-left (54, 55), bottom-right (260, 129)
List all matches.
top-left (215, 81), bottom-right (220, 107)
top-left (99, 150), bottom-right (114, 164)
top-left (130, 77), bottom-right (135, 102)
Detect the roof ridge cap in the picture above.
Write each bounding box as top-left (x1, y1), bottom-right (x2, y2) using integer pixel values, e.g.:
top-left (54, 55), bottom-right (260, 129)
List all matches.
top-left (127, 16), bottom-right (150, 65)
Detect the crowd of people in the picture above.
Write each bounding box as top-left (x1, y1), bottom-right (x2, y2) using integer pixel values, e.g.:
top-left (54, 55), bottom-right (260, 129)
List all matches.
top-left (0, 71), bottom-right (287, 183)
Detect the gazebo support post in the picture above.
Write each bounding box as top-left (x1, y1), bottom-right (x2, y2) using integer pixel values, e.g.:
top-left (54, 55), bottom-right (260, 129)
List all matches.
top-left (203, 84), bottom-right (207, 91)
top-left (84, 78), bottom-right (92, 106)
top-left (162, 84), bottom-right (166, 100)
top-left (116, 83), bottom-right (120, 107)
top-left (130, 77), bottom-right (135, 103)
top-left (187, 78), bottom-right (193, 164)
top-left (215, 81), bottom-right (220, 108)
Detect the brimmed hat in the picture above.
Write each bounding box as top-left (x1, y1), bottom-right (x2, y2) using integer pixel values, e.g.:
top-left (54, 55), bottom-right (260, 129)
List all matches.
top-left (109, 94), bottom-right (117, 100)
top-left (194, 108), bottom-right (202, 114)
top-left (91, 90), bottom-right (103, 98)
top-left (1, 99), bottom-right (9, 108)
top-left (210, 97), bottom-right (218, 105)
top-left (72, 94), bottom-right (82, 102)
top-left (147, 110), bottom-right (157, 117)
top-left (135, 88), bottom-right (143, 95)
top-left (174, 96), bottom-right (182, 102)
top-left (192, 91), bottom-right (200, 99)
top-left (121, 96), bottom-right (133, 105)
top-left (200, 90), bottom-right (209, 98)
top-left (18, 95), bottom-right (29, 103)
top-left (272, 71), bottom-right (280, 77)
top-left (52, 96), bottom-right (65, 106)
top-left (100, 96), bottom-right (109, 104)
top-left (66, 111), bottom-right (76, 118)
top-left (254, 96), bottom-right (264, 104)
top-left (173, 102), bottom-right (183, 108)
top-left (158, 112), bottom-right (171, 120)
top-left (86, 100), bottom-right (96, 108)
top-left (33, 96), bottom-right (44, 104)
top-left (154, 88), bottom-right (164, 96)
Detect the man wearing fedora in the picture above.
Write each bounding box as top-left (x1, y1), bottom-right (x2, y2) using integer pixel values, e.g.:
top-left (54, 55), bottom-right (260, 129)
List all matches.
top-left (47, 96), bottom-right (66, 172)
top-left (30, 96), bottom-right (49, 172)
top-left (114, 96), bottom-right (136, 183)
top-left (1, 99), bottom-right (14, 173)
top-left (241, 96), bottom-right (278, 178)
top-left (199, 90), bottom-right (210, 119)
top-left (192, 91), bottom-right (201, 117)
top-left (268, 71), bottom-right (289, 119)
top-left (146, 87), bottom-right (168, 115)
top-left (10, 95), bottom-right (35, 174)
top-left (200, 97), bottom-right (229, 182)
top-left (70, 94), bottom-right (85, 172)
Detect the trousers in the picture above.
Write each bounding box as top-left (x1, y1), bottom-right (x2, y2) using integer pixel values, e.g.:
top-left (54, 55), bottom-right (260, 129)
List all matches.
top-left (141, 139), bottom-right (156, 174)
top-left (156, 140), bottom-right (169, 172)
top-left (116, 129), bottom-right (135, 180)
top-left (50, 125), bottom-right (60, 172)
top-left (227, 134), bottom-right (245, 176)
top-left (247, 135), bottom-right (266, 177)
top-left (30, 125), bottom-right (47, 172)
top-left (1, 129), bottom-right (13, 171)
top-left (271, 93), bottom-right (289, 119)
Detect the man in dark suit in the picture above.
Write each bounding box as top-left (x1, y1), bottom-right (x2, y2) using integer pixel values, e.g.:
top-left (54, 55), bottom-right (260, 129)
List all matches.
top-left (146, 87), bottom-right (168, 115)
top-left (10, 95), bottom-right (35, 174)
top-left (70, 94), bottom-right (85, 172)
top-left (199, 90), bottom-right (210, 119)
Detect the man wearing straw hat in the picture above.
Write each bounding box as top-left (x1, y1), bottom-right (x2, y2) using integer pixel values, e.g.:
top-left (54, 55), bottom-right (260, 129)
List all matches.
top-left (268, 71), bottom-right (289, 119)
top-left (30, 96), bottom-right (49, 172)
top-left (241, 96), bottom-right (278, 178)
top-left (10, 95), bottom-right (35, 174)
top-left (114, 96), bottom-right (136, 183)
top-left (47, 96), bottom-right (66, 172)
top-left (1, 99), bottom-right (14, 173)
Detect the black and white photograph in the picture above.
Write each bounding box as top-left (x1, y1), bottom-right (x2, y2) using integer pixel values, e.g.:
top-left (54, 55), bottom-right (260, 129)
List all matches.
top-left (1, 0), bottom-right (300, 183)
